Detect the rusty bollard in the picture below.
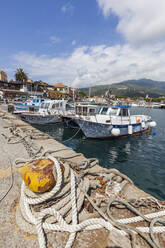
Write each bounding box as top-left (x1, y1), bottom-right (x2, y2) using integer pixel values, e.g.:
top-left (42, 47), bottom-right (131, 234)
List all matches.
top-left (21, 158), bottom-right (56, 193)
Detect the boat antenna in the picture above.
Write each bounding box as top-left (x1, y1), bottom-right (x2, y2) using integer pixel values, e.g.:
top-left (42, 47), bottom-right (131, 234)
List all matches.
top-left (105, 88), bottom-right (112, 104)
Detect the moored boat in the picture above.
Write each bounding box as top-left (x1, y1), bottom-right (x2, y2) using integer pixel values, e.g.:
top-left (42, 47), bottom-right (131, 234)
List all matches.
top-left (19, 112), bottom-right (61, 125)
top-left (13, 98), bottom-right (46, 113)
top-left (74, 104), bottom-right (156, 139)
top-left (17, 99), bottom-right (69, 125)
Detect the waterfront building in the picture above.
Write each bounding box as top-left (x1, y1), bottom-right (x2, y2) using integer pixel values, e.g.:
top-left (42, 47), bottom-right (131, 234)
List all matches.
top-left (19, 81), bottom-right (44, 96)
top-left (0, 80), bottom-right (44, 99)
top-left (0, 70), bottom-right (8, 82)
top-left (49, 82), bottom-right (70, 99)
top-left (52, 82), bottom-right (70, 94)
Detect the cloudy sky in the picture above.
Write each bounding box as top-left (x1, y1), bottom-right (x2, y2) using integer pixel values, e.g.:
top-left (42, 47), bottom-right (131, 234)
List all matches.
top-left (1, 0), bottom-right (165, 87)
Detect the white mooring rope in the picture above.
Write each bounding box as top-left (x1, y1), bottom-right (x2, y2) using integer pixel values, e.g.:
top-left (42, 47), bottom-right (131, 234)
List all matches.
top-left (19, 155), bottom-right (165, 248)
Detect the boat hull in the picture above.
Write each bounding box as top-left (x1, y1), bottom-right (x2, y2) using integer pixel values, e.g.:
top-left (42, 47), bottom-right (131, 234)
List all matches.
top-left (19, 114), bottom-right (61, 125)
top-left (62, 117), bottom-right (79, 129)
top-left (76, 119), bottom-right (150, 139)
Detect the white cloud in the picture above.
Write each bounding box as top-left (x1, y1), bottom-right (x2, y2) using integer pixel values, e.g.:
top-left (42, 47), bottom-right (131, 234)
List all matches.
top-left (97, 0), bottom-right (165, 46)
top-left (50, 36), bottom-right (61, 44)
top-left (11, 43), bottom-right (165, 87)
top-left (61, 3), bottom-right (74, 14)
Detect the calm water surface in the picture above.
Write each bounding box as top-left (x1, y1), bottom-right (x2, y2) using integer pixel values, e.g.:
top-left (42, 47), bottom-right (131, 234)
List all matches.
top-left (34, 108), bottom-right (165, 200)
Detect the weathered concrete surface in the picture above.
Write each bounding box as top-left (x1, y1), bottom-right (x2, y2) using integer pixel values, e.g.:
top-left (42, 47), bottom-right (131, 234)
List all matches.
top-left (0, 105), bottom-right (165, 248)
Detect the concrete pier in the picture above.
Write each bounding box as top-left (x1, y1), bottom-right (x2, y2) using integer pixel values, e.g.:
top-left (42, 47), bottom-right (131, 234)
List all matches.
top-left (0, 104), bottom-right (165, 248)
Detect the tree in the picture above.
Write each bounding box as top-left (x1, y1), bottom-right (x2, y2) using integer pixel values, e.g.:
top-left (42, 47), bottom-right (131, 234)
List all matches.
top-left (79, 91), bottom-right (87, 98)
top-left (15, 68), bottom-right (28, 82)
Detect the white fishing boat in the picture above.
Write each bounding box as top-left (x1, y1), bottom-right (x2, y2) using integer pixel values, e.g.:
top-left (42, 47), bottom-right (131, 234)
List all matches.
top-left (13, 98), bottom-right (46, 113)
top-left (18, 99), bottom-right (70, 125)
top-left (62, 104), bottom-right (98, 129)
top-left (74, 104), bottom-right (156, 139)
top-left (159, 103), bottom-right (165, 109)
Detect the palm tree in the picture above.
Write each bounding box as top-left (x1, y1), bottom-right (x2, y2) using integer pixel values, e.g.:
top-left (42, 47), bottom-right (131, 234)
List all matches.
top-left (15, 68), bottom-right (28, 82)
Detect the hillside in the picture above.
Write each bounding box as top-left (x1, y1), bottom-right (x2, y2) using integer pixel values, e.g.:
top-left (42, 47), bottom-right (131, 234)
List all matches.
top-left (79, 79), bottom-right (165, 97)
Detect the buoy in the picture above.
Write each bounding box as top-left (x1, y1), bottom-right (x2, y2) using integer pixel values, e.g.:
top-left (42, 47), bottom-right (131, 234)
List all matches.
top-left (152, 130), bottom-right (156, 136)
top-left (111, 128), bottom-right (120, 136)
top-left (128, 125), bottom-right (133, 135)
top-left (21, 158), bottom-right (56, 193)
top-left (149, 121), bottom-right (157, 127)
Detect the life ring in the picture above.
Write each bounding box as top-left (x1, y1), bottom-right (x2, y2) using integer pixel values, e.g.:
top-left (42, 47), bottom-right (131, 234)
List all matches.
top-left (137, 119), bottom-right (141, 123)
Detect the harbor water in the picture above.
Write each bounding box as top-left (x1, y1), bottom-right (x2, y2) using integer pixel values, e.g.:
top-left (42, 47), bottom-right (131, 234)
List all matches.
top-left (34, 108), bottom-right (165, 200)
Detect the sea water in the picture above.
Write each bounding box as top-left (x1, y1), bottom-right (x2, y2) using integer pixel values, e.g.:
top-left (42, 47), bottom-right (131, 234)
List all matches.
top-left (35, 108), bottom-right (165, 200)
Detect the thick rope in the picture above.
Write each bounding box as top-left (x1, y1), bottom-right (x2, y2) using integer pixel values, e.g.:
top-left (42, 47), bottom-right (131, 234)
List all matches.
top-left (20, 155), bottom-right (117, 248)
top-left (107, 198), bottom-right (165, 248)
top-left (2, 125), bottom-right (165, 247)
top-left (19, 156), bottom-right (165, 248)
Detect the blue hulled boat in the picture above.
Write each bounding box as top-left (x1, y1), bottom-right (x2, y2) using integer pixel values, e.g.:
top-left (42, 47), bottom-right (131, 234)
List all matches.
top-left (74, 104), bottom-right (156, 139)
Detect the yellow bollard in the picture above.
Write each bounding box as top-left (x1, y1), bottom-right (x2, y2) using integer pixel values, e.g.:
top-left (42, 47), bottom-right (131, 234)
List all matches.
top-left (21, 158), bottom-right (56, 193)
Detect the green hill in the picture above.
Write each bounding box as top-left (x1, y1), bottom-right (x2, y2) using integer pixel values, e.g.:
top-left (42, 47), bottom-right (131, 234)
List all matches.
top-left (79, 79), bottom-right (165, 98)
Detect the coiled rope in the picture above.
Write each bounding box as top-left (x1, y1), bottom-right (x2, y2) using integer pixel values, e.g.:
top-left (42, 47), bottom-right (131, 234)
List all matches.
top-left (17, 155), bottom-right (165, 248)
top-left (1, 125), bottom-right (165, 247)
top-left (18, 155), bottom-right (118, 248)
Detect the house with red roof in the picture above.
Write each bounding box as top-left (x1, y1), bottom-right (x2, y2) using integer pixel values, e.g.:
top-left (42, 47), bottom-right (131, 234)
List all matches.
top-left (51, 82), bottom-right (70, 94)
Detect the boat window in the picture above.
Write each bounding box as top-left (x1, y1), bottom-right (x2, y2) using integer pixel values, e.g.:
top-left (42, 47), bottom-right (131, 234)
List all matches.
top-left (52, 104), bottom-right (56, 109)
top-left (108, 108), bottom-right (118, 116)
top-left (76, 106), bottom-right (82, 115)
top-left (45, 103), bottom-right (50, 108)
top-left (119, 108), bottom-right (129, 117)
top-left (83, 107), bottom-right (88, 116)
top-left (100, 107), bottom-right (108, 115)
top-left (66, 104), bottom-right (74, 111)
top-left (41, 103), bottom-right (45, 108)
top-left (89, 108), bottom-right (96, 115)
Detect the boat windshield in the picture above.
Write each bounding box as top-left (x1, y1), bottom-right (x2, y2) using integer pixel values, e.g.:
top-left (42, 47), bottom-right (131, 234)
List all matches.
top-left (33, 99), bottom-right (40, 103)
top-left (118, 108), bottom-right (129, 117)
top-left (89, 108), bottom-right (97, 115)
top-left (100, 107), bottom-right (108, 115)
top-left (76, 106), bottom-right (98, 115)
top-left (108, 107), bottom-right (118, 116)
top-left (52, 103), bottom-right (58, 108)
top-left (40, 103), bottom-right (45, 108)
top-left (44, 103), bottom-right (50, 109)
top-left (66, 104), bottom-right (74, 111)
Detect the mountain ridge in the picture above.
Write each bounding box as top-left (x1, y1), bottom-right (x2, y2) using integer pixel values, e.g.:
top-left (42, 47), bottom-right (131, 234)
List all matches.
top-left (79, 79), bottom-right (165, 97)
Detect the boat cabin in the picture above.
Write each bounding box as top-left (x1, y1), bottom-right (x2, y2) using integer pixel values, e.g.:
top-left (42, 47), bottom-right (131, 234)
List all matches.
top-left (24, 98), bottom-right (45, 106)
top-left (98, 105), bottom-right (131, 117)
top-left (75, 104), bottom-right (131, 117)
top-left (75, 105), bottom-right (100, 116)
top-left (40, 100), bottom-right (67, 111)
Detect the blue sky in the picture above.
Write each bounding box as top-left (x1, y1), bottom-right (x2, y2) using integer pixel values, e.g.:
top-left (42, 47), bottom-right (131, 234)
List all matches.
top-left (1, 0), bottom-right (120, 55)
top-left (1, 0), bottom-right (165, 87)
